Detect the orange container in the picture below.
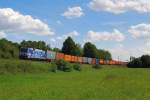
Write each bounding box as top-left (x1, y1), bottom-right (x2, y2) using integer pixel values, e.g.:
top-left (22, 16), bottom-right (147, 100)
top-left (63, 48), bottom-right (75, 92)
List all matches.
top-left (77, 56), bottom-right (82, 63)
top-left (64, 54), bottom-right (71, 62)
top-left (99, 59), bottom-right (104, 64)
top-left (111, 60), bottom-right (115, 65)
top-left (91, 58), bottom-right (96, 64)
top-left (110, 60), bottom-right (113, 65)
top-left (56, 52), bottom-right (64, 60)
top-left (74, 56), bottom-right (78, 62)
top-left (71, 56), bottom-right (75, 62)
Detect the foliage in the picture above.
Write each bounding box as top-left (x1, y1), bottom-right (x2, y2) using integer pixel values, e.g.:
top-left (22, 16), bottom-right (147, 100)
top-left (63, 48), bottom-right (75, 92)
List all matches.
top-left (83, 42), bottom-right (97, 58)
top-left (0, 38), bottom-right (19, 59)
top-left (97, 49), bottom-right (112, 60)
top-left (52, 48), bottom-right (61, 52)
top-left (73, 63), bottom-right (81, 71)
top-left (20, 40), bottom-right (51, 50)
top-left (51, 62), bottom-right (57, 72)
top-left (55, 59), bottom-right (72, 72)
top-left (61, 37), bottom-right (83, 56)
top-left (127, 55), bottom-right (150, 68)
top-left (83, 42), bottom-right (112, 60)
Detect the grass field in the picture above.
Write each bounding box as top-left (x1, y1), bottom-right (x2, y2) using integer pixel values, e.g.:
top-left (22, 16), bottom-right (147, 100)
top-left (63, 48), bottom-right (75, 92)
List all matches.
top-left (0, 59), bottom-right (150, 100)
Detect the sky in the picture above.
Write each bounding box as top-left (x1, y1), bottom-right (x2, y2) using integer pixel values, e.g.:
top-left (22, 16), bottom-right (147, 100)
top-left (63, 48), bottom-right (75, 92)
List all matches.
top-left (0, 0), bottom-right (150, 61)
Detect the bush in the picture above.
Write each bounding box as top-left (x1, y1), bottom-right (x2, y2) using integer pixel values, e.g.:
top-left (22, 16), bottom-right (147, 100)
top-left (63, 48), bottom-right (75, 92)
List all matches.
top-left (51, 62), bottom-right (57, 72)
top-left (92, 64), bottom-right (102, 69)
top-left (73, 63), bottom-right (81, 71)
top-left (55, 59), bottom-right (72, 72)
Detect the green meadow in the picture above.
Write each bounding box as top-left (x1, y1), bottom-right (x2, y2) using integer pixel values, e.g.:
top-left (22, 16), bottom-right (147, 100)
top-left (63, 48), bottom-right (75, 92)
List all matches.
top-left (0, 59), bottom-right (150, 100)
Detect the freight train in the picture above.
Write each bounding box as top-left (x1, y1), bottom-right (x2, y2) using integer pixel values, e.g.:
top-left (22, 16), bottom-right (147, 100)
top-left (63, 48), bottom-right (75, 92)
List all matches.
top-left (19, 47), bottom-right (127, 65)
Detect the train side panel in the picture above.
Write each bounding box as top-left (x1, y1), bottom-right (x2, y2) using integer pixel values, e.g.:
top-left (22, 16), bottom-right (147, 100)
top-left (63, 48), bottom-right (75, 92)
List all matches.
top-left (91, 58), bottom-right (96, 64)
top-left (64, 54), bottom-right (72, 62)
top-left (82, 57), bottom-right (88, 64)
top-left (88, 58), bottom-right (92, 64)
top-left (46, 50), bottom-right (56, 60)
top-left (56, 52), bottom-right (64, 60)
top-left (96, 59), bottom-right (99, 65)
top-left (100, 59), bottom-right (104, 65)
top-left (77, 56), bottom-right (82, 63)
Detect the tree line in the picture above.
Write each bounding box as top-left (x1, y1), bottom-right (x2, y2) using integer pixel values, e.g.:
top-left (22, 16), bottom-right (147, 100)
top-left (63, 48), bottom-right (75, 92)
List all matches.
top-left (127, 55), bottom-right (150, 68)
top-left (0, 37), bottom-right (112, 60)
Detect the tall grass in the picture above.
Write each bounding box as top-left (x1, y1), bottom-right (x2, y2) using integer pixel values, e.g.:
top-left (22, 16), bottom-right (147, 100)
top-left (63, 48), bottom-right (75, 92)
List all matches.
top-left (0, 59), bottom-right (51, 74)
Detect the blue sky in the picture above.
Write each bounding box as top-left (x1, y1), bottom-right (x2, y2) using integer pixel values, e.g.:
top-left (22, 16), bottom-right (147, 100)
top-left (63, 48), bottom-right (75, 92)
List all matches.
top-left (0, 0), bottom-right (150, 61)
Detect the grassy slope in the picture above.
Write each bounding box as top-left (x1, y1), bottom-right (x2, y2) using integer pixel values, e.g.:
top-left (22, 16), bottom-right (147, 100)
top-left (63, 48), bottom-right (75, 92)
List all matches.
top-left (0, 60), bottom-right (150, 100)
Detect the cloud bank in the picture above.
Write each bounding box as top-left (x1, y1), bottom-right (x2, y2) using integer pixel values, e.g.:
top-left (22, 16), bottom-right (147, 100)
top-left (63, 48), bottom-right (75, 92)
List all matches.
top-left (0, 8), bottom-right (54, 36)
top-left (89, 0), bottom-right (150, 14)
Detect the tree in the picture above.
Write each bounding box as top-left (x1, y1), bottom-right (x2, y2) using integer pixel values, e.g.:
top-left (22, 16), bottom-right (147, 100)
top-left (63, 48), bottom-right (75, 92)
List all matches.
top-left (20, 40), bottom-right (50, 50)
top-left (127, 55), bottom-right (150, 68)
top-left (140, 55), bottom-right (150, 67)
top-left (62, 37), bottom-right (76, 55)
top-left (97, 49), bottom-right (112, 60)
top-left (0, 38), bottom-right (19, 59)
top-left (72, 44), bottom-right (83, 56)
top-left (83, 42), bottom-right (97, 58)
top-left (53, 48), bottom-right (61, 52)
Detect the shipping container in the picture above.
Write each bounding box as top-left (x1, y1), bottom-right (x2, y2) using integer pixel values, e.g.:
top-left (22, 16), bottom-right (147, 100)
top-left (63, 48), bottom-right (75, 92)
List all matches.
top-left (74, 56), bottom-right (78, 62)
top-left (106, 60), bottom-right (110, 65)
top-left (46, 50), bottom-right (56, 60)
top-left (88, 58), bottom-right (92, 64)
top-left (64, 54), bottom-right (71, 62)
top-left (99, 59), bottom-right (104, 64)
top-left (82, 57), bottom-right (88, 63)
top-left (56, 52), bottom-right (64, 60)
top-left (91, 58), bottom-right (96, 64)
top-left (71, 56), bottom-right (75, 62)
top-left (96, 59), bottom-right (99, 65)
top-left (109, 60), bottom-right (113, 65)
top-left (77, 56), bottom-right (82, 63)
top-left (104, 60), bottom-right (107, 64)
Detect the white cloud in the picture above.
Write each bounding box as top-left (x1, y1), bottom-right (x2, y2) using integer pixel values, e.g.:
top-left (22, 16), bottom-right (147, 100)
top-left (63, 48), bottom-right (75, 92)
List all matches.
top-left (128, 23), bottom-right (150, 39)
top-left (62, 6), bottom-right (84, 19)
top-left (0, 8), bottom-right (54, 36)
top-left (109, 42), bottom-right (150, 61)
top-left (0, 31), bottom-right (6, 39)
top-left (87, 29), bottom-right (125, 42)
top-left (89, 0), bottom-right (150, 14)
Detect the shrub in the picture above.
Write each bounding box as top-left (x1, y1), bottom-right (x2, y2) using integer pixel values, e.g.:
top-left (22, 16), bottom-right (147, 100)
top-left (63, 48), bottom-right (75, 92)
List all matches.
top-left (55, 59), bottom-right (72, 72)
top-left (51, 62), bottom-right (57, 72)
top-left (92, 64), bottom-right (102, 69)
top-left (73, 63), bottom-right (81, 71)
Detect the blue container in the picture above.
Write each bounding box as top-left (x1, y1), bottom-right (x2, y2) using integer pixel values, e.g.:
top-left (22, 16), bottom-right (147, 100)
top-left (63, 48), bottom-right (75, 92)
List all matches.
top-left (96, 59), bottom-right (99, 65)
